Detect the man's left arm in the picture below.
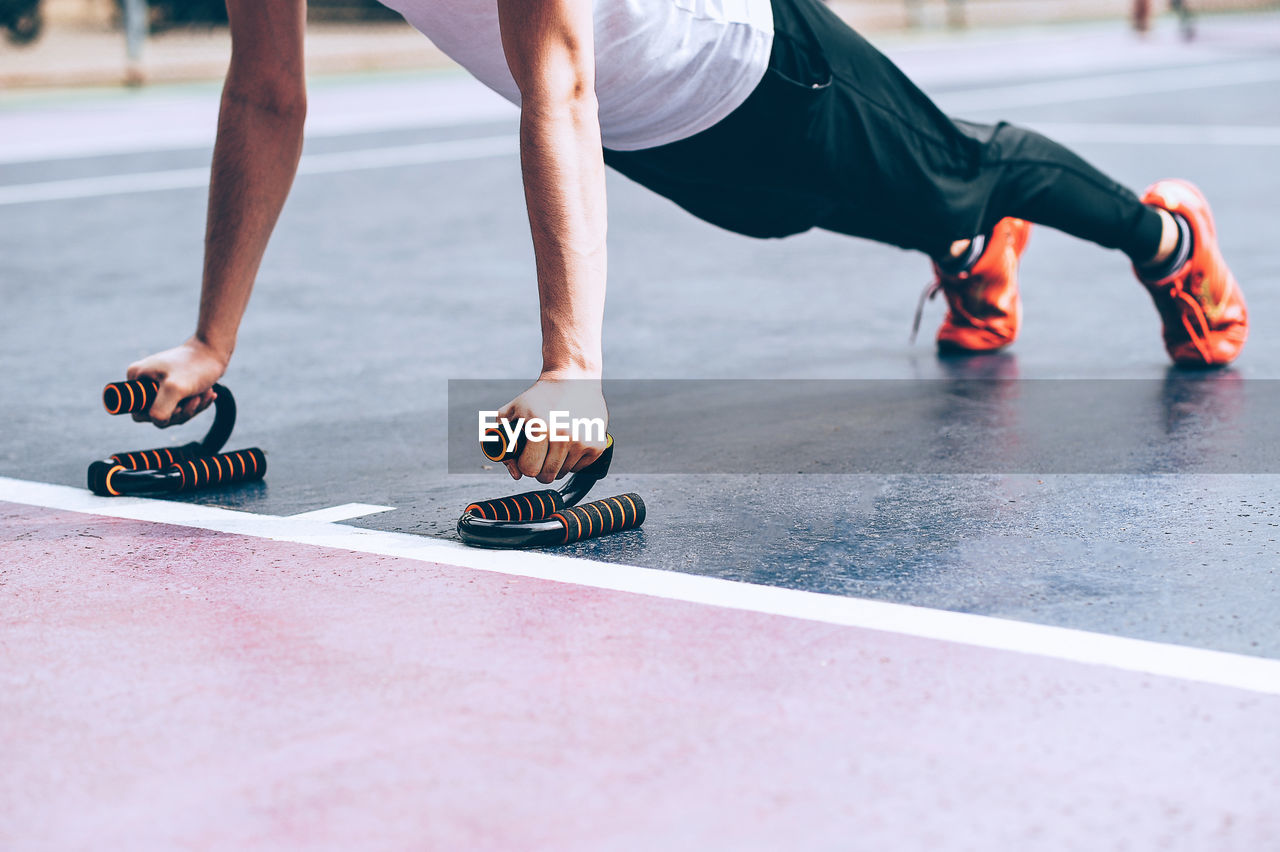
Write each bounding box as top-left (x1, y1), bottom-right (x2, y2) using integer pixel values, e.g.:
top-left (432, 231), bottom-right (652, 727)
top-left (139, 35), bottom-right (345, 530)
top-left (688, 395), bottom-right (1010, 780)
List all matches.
top-left (495, 0), bottom-right (609, 483)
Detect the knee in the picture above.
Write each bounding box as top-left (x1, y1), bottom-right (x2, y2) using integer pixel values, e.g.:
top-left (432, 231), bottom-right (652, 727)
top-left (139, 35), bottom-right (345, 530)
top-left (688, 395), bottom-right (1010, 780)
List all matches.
top-left (987, 121), bottom-right (1061, 161)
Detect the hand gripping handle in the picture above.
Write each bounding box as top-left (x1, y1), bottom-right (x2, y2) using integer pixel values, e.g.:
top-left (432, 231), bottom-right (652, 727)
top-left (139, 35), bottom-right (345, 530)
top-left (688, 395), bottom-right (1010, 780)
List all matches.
top-left (101, 380), bottom-right (235, 456)
top-left (102, 379), bottom-right (161, 415)
top-left (481, 425), bottom-right (526, 463)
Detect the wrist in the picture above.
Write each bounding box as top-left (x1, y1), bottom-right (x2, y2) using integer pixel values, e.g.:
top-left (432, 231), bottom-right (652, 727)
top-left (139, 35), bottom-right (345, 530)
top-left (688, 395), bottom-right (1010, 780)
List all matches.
top-left (540, 362), bottom-right (602, 382)
top-left (190, 332), bottom-right (234, 369)
top-left (541, 345), bottom-right (602, 381)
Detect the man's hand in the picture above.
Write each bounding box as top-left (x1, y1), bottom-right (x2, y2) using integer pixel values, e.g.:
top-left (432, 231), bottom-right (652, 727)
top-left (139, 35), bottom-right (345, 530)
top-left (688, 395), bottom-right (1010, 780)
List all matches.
top-left (499, 375), bottom-right (608, 483)
top-left (126, 338), bottom-right (228, 427)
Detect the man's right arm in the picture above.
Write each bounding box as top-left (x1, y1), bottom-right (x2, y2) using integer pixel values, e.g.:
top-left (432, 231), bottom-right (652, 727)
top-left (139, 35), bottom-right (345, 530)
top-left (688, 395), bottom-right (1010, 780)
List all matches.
top-left (129, 0), bottom-right (307, 426)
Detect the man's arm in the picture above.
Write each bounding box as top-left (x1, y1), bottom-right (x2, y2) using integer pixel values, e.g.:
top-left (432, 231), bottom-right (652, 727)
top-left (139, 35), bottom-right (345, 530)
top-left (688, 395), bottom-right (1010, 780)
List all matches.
top-left (128, 0), bottom-right (307, 426)
top-left (495, 0), bottom-right (610, 483)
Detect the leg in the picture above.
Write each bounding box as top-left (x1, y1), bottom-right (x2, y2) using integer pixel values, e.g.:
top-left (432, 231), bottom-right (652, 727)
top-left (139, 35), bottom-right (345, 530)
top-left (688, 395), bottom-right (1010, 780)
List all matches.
top-left (762, 0), bottom-right (1165, 263)
top-left (948, 119), bottom-right (1166, 264)
top-left (606, 0), bottom-right (1245, 363)
top-left (766, 0), bottom-right (1251, 363)
top-left (607, 0), bottom-right (1169, 263)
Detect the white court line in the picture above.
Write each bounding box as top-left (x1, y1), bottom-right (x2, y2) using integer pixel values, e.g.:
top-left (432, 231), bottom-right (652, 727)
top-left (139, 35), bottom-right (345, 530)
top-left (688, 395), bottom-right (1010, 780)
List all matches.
top-left (289, 503), bottom-right (396, 522)
top-left (2, 58), bottom-right (1277, 207)
top-left (938, 59), bottom-right (1280, 112)
top-left (1027, 122), bottom-right (1280, 146)
top-left (0, 135), bottom-right (515, 206)
top-left (0, 77), bottom-right (517, 165)
top-left (3, 118), bottom-right (1276, 209)
top-left (4, 474), bottom-right (1280, 697)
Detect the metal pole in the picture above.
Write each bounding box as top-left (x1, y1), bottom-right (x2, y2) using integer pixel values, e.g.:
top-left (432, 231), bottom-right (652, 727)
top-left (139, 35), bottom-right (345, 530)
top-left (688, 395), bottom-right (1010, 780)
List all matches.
top-left (905, 0), bottom-right (925, 29)
top-left (123, 0), bottom-right (148, 85)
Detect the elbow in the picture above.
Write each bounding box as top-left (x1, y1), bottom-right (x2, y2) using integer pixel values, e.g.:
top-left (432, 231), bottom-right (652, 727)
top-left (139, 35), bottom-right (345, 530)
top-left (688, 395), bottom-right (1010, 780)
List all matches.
top-left (515, 62), bottom-right (597, 122)
top-left (223, 73), bottom-right (308, 124)
top-left (520, 81), bottom-right (598, 127)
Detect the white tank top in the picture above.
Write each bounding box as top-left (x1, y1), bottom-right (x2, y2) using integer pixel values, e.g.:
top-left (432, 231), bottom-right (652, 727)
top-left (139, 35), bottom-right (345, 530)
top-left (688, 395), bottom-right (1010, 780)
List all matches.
top-left (379, 0), bottom-right (774, 151)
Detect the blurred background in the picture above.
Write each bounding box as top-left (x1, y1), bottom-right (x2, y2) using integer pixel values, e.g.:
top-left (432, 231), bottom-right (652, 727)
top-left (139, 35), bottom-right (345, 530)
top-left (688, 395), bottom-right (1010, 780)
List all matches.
top-left (2, 0), bottom-right (1278, 88)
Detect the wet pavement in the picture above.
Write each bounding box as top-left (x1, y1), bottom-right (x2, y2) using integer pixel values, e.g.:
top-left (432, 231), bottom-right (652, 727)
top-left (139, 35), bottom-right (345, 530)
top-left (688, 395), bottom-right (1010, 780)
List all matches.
top-left (3, 16), bottom-right (1279, 657)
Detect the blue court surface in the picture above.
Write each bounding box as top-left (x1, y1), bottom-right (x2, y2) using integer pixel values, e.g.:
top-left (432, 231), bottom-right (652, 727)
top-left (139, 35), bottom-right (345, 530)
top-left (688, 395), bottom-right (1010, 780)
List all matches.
top-left (2, 12), bottom-right (1280, 850)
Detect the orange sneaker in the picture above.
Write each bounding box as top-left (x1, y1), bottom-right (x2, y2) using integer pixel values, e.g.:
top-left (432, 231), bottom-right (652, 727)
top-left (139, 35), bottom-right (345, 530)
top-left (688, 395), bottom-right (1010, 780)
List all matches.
top-left (1138, 179), bottom-right (1247, 367)
top-left (915, 217), bottom-right (1032, 353)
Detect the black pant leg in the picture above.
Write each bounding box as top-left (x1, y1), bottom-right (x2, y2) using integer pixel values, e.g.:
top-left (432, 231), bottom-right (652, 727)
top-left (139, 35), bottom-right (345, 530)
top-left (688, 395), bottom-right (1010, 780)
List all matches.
top-left (606, 0), bottom-right (1164, 262)
top-left (784, 0), bottom-right (1163, 260)
top-left (951, 119), bottom-right (1163, 260)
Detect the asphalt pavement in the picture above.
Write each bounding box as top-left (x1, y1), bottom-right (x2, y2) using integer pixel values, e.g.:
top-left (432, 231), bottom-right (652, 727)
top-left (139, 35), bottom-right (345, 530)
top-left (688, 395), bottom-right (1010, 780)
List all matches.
top-left (2, 14), bottom-right (1279, 656)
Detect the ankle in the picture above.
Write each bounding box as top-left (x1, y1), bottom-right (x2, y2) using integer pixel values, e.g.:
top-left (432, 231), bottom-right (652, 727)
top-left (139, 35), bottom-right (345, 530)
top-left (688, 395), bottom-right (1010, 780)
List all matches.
top-left (1138, 209), bottom-right (1192, 282)
top-left (936, 233), bottom-right (987, 276)
top-left (1146, 208), bottom-right (1179, 265)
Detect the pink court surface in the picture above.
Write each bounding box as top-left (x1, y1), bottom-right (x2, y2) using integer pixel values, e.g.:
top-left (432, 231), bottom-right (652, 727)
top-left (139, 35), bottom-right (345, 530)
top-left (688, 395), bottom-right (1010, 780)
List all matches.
top-left (3, 482), bottom-right (1280, 849)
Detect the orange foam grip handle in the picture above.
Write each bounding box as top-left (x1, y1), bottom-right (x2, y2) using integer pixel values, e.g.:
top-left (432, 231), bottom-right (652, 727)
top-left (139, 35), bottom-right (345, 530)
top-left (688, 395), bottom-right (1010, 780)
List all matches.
top-left (465, 489), bottom-right (564, 522)
top-left (481, 426), bottom-right (526, 463)
top-left (103, 379), bottom-right (160, 415)
top-left (111, 445), bottom-right (204, 471)
top-left (174, 448), bottom-right (266, 491)
top-left (553, 493), bottom-right (645, 544)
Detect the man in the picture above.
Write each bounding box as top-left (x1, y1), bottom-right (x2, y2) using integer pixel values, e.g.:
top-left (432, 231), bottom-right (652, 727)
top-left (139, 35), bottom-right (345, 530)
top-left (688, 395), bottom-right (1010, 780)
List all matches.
top-left (127, 0), bottom-right (1248, 485)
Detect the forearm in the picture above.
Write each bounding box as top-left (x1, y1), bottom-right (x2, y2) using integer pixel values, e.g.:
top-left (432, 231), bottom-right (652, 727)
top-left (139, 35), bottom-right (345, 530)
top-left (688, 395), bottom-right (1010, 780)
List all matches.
top-left (519, 94), bottom-right (608, 380)
top-left (196, 83), bottom-right (306, 363)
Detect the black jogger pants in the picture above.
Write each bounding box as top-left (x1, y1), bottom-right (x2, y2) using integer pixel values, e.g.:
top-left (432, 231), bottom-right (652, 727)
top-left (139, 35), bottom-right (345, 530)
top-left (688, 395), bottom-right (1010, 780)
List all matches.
top-left (603, 0), bottom-right (1163, 263)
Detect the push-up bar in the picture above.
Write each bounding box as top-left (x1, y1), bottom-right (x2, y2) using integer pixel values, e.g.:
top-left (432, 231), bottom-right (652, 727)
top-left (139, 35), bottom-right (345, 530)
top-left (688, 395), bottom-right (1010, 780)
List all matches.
top-left (458, 427), bottom-right (645, 549)
top-left (88, 379), bottom-right (266, 496)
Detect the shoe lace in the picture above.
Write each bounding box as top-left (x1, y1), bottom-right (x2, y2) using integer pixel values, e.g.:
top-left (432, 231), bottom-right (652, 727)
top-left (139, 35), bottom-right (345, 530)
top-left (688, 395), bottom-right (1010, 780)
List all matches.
top-left (910, 278), bottom-right (942, 344)
top-left (1171, 283), bottom-right (1214, 363)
